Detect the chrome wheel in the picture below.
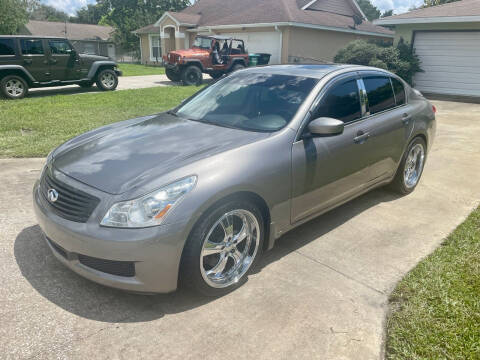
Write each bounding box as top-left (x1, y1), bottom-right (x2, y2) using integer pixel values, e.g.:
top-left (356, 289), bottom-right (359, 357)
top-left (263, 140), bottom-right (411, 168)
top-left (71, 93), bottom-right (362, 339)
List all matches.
top-left (404, 143), bottom-right (425, 188)
top-left (200, 209), bottom-right (260, 288)
top-left (5, 79), bottom-right (24, 98)
top-left (101, 73), bottom-right (115, 88)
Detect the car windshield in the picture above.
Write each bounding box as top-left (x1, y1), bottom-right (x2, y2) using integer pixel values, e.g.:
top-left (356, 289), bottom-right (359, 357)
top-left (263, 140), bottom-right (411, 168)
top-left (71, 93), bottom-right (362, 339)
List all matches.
top-left (176, 72), bottom-right (318, 132)
top-left (193, 37), bottom-right (212, 49)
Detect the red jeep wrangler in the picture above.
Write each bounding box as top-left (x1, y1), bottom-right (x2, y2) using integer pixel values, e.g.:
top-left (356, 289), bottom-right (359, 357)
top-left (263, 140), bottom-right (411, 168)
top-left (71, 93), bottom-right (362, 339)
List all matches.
top-left (164, 35), bottom-right (249, 86)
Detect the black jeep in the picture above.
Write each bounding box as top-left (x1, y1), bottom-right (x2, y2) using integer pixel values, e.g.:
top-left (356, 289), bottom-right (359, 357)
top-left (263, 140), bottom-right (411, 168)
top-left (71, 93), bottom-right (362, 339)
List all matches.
top-left (0, 36), bottom-right (122, 99)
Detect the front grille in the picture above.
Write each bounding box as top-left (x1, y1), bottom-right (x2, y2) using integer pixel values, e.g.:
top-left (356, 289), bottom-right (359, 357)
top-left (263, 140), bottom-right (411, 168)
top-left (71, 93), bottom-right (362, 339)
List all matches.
top-left (46, 236), bottom-right (67, 259)
top-left (40, 171), bottom-right (100, 223)
top-left (78, 255), bottom-right (135, 277)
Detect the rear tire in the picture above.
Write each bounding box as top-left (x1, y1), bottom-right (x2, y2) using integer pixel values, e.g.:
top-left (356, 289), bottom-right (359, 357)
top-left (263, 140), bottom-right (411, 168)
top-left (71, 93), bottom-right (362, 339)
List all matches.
top-left (389, 137), bottom-right (427, 194)
top-left (95, 69), bottom-right (118, 91)
top-left (181, 65), bottom-right (203, 86)
top-left (1, 75), bottom-right (28, 100)
top-left (166, 68), bottom-right (181, 82)
top-left (231, 63), bottom-right (245, 72)
top-left (180, 199), bottom-right (264, 297)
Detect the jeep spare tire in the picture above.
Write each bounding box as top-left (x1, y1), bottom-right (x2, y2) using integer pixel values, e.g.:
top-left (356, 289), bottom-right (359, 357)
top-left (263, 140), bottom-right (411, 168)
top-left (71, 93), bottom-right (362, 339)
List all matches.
top-left (181, 65), bottom-right (203, 86)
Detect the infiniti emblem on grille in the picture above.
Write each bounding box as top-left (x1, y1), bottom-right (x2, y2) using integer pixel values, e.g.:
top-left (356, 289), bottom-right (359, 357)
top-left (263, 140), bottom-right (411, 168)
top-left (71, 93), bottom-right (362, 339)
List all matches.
top-left (47, 188), bottom-right (59, 203)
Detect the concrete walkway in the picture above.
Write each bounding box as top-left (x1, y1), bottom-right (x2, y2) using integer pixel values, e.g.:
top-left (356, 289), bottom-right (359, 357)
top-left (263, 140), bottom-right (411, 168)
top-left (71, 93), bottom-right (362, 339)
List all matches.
top-left (27, 74), bottom-right (211, 98)
top-left (1, 101), bottom-right (479, 359)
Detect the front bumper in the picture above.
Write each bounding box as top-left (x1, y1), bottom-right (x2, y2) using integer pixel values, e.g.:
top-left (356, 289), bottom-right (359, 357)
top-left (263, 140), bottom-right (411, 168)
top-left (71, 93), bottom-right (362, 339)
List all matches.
top-left (33, 180), bottom-right (189, 293)
top-left (165, 63), bottom-right (180, 72)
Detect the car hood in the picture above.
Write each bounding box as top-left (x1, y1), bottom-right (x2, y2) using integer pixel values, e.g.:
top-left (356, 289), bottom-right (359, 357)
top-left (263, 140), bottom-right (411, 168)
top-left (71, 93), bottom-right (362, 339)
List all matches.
top-left (79, 53), bottom-right (111, 62)
top-left (52, 113), bottom-right (270, 195)
top-left (170, 48), bottom-right (210, 57)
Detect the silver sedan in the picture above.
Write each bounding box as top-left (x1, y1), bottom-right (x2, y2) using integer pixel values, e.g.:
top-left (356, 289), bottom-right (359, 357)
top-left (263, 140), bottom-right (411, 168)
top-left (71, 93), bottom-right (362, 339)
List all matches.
top-left (33, 65), bottom-right (436, 296)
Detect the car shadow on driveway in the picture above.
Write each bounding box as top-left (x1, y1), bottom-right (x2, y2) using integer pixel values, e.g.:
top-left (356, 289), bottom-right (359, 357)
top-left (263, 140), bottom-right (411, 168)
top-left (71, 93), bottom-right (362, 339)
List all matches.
top-left (28, 86), bottom-right (100, 98)
top-left (14, 187), bottom-right (399, 323)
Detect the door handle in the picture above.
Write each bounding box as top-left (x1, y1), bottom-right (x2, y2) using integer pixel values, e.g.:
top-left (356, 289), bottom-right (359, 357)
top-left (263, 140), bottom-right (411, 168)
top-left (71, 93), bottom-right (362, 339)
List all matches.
top-left (402, 113), bottom-right (412, 126)
top-left (24, 59), bottom-right (32, 64)
top-left (354, 131), bottom-right (370, 144)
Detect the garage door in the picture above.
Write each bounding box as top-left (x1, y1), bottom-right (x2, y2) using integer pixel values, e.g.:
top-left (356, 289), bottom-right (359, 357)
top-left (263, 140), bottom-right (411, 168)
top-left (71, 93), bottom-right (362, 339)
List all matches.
top-left (414, 31), bottom-right (480, 96)
top-left (219, 31), bottom-right (282, 64)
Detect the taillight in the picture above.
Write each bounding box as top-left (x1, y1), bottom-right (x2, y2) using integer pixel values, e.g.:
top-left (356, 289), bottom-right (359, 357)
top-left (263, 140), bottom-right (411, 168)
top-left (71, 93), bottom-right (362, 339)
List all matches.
top-left (432, 105), bottom-right (437, 114)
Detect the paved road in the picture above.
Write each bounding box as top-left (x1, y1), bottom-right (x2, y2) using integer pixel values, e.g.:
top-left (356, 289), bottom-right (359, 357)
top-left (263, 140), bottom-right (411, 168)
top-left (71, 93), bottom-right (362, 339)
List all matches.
top-left (1, 101), bottom-right (479, 359)
top-left (27, 74), bottom-right (211, 98)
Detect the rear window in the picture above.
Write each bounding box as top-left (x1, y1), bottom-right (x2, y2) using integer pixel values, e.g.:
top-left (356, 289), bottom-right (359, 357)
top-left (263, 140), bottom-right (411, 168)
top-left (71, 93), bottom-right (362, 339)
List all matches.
top-left (20, 39), bottom-right (44, 55)
top-left (391, 77), bottom-right (406, 106)
top-left (364, 76), bottom-right (396, 115)
top-left (0, 39), bottom-right (15, 56)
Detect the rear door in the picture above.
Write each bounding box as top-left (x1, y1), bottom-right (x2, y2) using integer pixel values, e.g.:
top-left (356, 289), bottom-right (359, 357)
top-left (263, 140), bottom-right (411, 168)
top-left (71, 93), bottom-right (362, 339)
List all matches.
top-left (359, 73), bottom-right (413, 179)
top-left (19, 38), bottom-right (51, 82)
top-left (291, 74), bottom-right (374, 223)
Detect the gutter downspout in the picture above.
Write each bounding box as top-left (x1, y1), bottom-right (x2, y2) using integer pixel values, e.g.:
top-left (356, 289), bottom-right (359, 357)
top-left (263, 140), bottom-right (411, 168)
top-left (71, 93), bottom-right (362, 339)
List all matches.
top-left (275, 25), bottom-right (283, 64)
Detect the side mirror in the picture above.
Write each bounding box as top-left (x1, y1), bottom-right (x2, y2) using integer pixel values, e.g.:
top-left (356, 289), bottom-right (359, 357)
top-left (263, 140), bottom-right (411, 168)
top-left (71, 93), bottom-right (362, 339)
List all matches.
top-left (307, 117), bottom-right (344, 136)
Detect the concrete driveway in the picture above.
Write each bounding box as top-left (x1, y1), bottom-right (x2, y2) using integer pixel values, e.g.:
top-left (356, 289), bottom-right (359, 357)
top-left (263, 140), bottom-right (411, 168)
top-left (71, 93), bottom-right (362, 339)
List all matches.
top-left (1, 100), bottom-right (479, 359)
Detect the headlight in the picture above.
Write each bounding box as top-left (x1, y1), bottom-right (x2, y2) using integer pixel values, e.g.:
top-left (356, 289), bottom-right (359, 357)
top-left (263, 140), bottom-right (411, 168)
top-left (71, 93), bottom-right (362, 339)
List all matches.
top-left (100, 176), bottom-right (197, 228)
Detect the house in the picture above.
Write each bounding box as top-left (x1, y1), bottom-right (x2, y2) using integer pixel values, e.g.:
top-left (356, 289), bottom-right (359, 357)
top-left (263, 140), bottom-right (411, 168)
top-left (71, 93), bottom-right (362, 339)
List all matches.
top-left (19, 20), bottom-right (116, 59)
top-left (134, 0), bottom-right (393, 66)
top-left (375, 0), bottom-right (480, 97)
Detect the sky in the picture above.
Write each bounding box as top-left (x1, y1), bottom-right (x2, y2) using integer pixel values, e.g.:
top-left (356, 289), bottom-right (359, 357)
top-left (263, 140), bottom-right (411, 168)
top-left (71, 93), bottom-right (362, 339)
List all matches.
top-left (42, 0), bottom-right (425, 17)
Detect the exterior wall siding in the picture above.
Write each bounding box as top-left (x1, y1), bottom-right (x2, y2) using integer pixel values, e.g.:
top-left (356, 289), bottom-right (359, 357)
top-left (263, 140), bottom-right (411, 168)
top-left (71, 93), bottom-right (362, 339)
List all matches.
top-left (393, 22), bottom-right (480, 44)
top-left (308, 0), bottom-right (356, 17)
top-left (287, 27), bottom-right (392, 63)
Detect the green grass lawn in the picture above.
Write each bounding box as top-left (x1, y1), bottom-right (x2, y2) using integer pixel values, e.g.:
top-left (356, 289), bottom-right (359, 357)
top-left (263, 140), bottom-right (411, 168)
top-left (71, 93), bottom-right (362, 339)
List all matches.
top-left (387, 206), bottom-right (480, 359)
top-left (118, 63), bottom-right (165, 77)
top-left (0, 86), bottom-right (199, 157)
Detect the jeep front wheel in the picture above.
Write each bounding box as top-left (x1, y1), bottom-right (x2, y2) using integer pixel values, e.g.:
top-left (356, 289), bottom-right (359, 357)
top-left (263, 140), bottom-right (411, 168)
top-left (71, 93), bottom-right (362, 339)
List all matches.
top-left (1, 75), bottom-right (28, 100)
top-left (96, 69), bottom-right (118, 91)
top-left (166, 68), bottom-right (181, 82)
top-left (181, 65), bottom-right (203, 86)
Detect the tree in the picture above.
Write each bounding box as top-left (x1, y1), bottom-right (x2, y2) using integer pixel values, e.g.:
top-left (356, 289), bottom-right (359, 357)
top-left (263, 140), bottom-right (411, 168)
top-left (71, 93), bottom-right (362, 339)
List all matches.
top-left (72, 4), bottom-right (108, 24)
top-left (334, 38), bottom-right (423, 85)
top-left (98, 0), bottom-right (191, 52)
top-left (381, 9), bottom-right (394, 17)
top-left (423, 0), bottom-right (460, 7)
top-left (30, 4), bottom-right (69, 22)
top-left (0, 0), bottom-right (36, 34)
top-left (356, 0), bottom-right (381, 21)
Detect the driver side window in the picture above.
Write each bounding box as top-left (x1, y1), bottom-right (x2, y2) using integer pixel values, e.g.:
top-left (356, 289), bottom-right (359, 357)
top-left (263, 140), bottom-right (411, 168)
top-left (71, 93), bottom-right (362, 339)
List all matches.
top-left (48, 40), bottom-right (72, 55)
top-left (312, 78), bottom-right (362, 124)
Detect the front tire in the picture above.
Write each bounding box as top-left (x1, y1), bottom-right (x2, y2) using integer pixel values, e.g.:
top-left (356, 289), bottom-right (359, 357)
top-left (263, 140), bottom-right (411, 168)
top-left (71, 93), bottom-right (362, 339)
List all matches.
top-left (96, 69), bottom-right (118, 91)
top-left (1, 75), bottom-right (29, 99)
top-left (180, 199), bottom-right (264, 296)
top-left (166, 68), bottom-right (181, 82)
top-left (181, 65), bottom-right (203, 86)
top-left (389, 137), bottom-right (427, 194)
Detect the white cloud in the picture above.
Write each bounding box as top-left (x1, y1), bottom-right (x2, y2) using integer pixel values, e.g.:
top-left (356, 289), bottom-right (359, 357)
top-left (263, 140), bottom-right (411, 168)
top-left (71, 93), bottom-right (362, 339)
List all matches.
top-left (371, 0), bottom-right (424, 14)
top-left (41, 0), bottom-right (95, 16)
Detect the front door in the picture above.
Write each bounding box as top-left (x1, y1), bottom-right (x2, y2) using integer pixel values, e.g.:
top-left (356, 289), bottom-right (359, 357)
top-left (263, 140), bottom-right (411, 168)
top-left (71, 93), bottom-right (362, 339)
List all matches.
top-left (19, 38), bottom-right (51, 82)
top-left (291, 75), bottom-right (374, 223)
top-left (46, 39), bottom-right (81, 80)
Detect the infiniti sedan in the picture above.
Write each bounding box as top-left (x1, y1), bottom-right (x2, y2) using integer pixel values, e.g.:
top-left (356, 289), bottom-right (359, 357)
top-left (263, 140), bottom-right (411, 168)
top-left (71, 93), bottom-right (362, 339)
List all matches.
top-left (33, 65), bottom-right (436, 296)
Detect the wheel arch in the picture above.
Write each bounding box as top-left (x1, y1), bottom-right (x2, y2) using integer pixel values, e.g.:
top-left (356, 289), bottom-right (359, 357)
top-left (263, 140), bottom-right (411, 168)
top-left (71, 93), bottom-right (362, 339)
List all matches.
top-left (0, 66), bottom-right (34, 85)
top-left (87, 61), bottom-right (116, 80)
top-left (183, 60), bottom-right (204, 71)
top-left (183, 190), bottom-right (272, 255)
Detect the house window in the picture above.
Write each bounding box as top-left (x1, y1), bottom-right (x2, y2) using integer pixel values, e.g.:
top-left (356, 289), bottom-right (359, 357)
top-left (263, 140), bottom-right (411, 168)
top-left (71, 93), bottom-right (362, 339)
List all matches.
top-left (150, 36), bottom-right (161, 60)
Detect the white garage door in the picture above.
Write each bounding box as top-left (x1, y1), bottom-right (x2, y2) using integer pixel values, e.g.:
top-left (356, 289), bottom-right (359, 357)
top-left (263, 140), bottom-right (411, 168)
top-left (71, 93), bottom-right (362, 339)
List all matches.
top-left (220, 31), bottom-right (282, 64)
top-left (414, 31), bottom-right (480, 96)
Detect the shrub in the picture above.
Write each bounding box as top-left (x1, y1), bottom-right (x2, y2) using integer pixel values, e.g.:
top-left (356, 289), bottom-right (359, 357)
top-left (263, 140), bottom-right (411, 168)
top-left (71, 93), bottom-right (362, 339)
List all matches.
top-left (334, 37), bottom-right (423, 85)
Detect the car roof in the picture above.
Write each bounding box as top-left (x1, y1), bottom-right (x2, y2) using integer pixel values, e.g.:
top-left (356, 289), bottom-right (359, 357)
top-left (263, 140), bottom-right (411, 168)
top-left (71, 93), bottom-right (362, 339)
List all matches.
top-left (240, 64), bottom-right (359, 79)
top-left (0, 35), bottom-right (67, 40)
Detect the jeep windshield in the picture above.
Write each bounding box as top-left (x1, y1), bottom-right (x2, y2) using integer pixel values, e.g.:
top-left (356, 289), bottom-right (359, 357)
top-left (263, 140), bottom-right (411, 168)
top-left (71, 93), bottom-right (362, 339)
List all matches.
top-left (193, 37), bottom-right (212, 49)
top-left (175, 72), bottom-right (318, 132)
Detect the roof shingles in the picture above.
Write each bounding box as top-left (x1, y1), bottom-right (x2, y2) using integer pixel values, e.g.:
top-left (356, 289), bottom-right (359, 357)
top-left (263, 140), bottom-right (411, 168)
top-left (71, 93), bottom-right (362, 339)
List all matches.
top-left (379, 0), bottom-right (480, 21)
top-left (24, 20), bottom-right (114, 41)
